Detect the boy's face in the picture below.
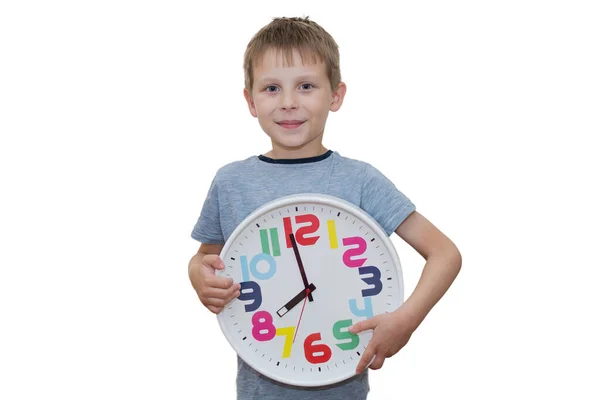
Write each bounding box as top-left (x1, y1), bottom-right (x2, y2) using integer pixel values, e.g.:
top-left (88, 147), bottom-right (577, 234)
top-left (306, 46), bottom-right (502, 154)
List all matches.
top-left (244, 48), bottom-right (346, 158)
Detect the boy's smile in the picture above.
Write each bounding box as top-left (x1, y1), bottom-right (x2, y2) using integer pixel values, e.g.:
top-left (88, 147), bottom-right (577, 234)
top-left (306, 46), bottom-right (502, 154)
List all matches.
top-left (276, 120), bottom-right (306, 130)
top-left (244, 48), bottom-right (346, 159)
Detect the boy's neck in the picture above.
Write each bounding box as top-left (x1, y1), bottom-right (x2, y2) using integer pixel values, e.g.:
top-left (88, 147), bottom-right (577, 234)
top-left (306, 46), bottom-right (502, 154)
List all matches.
top-left (264, 144), bottom-right (329, 160)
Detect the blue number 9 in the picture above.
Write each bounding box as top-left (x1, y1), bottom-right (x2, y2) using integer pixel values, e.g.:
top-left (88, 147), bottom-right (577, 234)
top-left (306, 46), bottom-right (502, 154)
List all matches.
top-left (238, 281), bottom-right (263, 312)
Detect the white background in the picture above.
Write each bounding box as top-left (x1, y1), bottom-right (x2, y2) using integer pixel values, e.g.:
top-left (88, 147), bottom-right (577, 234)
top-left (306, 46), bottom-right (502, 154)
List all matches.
top-left (1, 1), bottom-right (598, 399)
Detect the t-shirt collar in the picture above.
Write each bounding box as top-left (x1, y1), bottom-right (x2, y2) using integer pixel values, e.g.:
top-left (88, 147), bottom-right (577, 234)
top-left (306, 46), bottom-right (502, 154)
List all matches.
top-left (258, 150), bottom-right (333, 164)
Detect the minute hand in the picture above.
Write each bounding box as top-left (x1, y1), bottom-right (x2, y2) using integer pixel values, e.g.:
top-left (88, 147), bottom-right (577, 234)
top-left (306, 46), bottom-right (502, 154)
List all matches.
top-left (289, 233), bottom-right (314, 302)
top-left (276, 283), bottom-right (317, 317)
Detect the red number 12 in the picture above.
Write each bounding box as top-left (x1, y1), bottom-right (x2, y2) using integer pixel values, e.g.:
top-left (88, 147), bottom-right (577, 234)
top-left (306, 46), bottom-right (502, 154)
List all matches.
top-left (283, 214), bottom-right (320, 247)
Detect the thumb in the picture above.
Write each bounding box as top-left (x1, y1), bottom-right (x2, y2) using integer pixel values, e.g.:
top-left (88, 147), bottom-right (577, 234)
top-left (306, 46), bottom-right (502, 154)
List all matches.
top-left (203, 254), bottom-right (225, 270)
top-left (349, 317), bottom-right (378, 334)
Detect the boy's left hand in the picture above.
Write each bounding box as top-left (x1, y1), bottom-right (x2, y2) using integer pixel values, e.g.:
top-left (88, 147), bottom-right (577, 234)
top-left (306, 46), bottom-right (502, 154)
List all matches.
top-left (348, 306), bottom-right (419, 374)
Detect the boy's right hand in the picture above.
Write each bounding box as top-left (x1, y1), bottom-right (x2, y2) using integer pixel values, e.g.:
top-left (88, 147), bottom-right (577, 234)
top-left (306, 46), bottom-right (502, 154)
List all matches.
top-left (189, 253), bottom-right (241, 314)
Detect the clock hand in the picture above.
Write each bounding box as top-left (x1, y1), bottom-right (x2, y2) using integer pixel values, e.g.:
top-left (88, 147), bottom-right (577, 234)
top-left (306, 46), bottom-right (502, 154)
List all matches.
top-left (276, 283), bottom-right (316, 317)
top-left (289, 233), bottom-right (314, 302)
top-left (293, 287), bottom-right (311, 344)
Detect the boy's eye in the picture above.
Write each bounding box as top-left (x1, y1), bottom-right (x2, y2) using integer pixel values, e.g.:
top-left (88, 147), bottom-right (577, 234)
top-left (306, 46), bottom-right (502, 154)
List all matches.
top-left (265, 85), bottom-right (279, 92)
top-left (300, 83), bottom-right (313, 90)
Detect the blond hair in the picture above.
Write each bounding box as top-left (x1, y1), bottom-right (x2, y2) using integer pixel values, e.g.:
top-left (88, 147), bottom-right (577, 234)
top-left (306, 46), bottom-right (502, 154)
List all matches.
top-left (243, 17), bottom-right (341, 93)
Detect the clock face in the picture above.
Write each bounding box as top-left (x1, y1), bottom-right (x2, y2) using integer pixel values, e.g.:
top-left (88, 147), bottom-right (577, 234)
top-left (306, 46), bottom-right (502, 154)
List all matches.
top-left (216, 194), bottom-right (403, 387)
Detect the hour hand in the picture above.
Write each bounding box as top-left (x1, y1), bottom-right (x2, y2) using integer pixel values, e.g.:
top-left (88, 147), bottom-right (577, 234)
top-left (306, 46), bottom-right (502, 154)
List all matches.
top-left (276, 283), bottom-right (316, 317)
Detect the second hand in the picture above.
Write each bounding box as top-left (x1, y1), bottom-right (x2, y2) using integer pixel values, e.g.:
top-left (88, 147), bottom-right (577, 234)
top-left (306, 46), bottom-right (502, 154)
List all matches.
top-left (293, 288), bottom-right (311, 343)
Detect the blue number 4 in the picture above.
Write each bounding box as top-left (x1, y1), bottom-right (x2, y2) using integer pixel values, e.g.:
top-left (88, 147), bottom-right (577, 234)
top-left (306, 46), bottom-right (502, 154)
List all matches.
top-left (349, 297), bottom-right (373, 319)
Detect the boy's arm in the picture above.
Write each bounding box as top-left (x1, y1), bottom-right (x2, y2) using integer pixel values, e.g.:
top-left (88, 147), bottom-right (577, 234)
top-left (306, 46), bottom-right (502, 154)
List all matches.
top-left (350, 210), bottom-right (461, 373)
top-left (393, 211), bottom-right (462, 327)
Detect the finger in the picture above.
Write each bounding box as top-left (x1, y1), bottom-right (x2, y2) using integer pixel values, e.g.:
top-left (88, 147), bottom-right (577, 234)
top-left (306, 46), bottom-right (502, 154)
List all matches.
top-left (356, 344), bottom-right (377, 374)
top-left (349, 317), bottom-right (377, 334)
top-left (203, 296), bottom-right (234, 308)
top-left (203, 284), bottom-right (241, 305)
top-left (207, 275), bottom-right (236, 290)
top-left (203, 284), bottom-right (241, 299)
top-left (225, 286), bottom-right (242, 303)
top-left (206, 304), bottom-right (223, 314)
top-left (203, 254), bottom-right (225, 270)
top-left (369, 354), bottom-right (385, 370)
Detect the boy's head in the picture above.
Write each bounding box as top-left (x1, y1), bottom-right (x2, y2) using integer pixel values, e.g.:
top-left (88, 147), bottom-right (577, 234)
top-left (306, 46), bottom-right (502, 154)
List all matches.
top-left (243, 17), bottom-right (346, 158)
top-left (243, 16), bottom-right (341, 93)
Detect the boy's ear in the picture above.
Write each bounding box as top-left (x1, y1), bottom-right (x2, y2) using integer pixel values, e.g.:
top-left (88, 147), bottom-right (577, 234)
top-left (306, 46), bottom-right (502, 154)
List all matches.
top-left (329, 82), bottom-right (347, 112)
top-left (243, 88), bottom-right (258, 118)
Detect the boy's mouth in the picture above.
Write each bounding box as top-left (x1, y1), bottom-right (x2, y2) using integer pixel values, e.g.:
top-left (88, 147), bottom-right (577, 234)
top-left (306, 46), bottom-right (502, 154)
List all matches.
top-left (276, 120), bottom-right (306, 129)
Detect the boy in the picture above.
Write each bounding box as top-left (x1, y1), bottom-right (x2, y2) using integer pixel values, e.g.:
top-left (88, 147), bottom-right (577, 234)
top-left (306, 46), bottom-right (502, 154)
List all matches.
top-left (188, 16), bottom-right (461, 400)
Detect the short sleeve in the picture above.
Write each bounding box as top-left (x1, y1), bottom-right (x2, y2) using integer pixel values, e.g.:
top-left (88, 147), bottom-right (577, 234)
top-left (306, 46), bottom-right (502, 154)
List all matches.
top-left (191, 175), bottom-right (225, 244)
top-left (360, 163), bottom-right (416, 236)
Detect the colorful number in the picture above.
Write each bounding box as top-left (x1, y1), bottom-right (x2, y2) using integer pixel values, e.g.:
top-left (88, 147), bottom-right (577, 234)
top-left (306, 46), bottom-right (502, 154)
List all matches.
top-left (327, 219), bottom-right (338, 249)
top-left (240, 253), bottom-right (276, 281)
top-left (359, 266), bottom-right (382, 297)
top-left (304, 332), bottom-right (332, 364)
top-left (276, 326), bottom-right (295, 358)
top-left (283, 216), bottom-right (294, 247)
top-left (333, 319), bottom-right (359, 350)
top-left (251, 311), bottom-right (276, 342)
top-left (342, 236), bottom-right (367, 267)
top-left (260, 228), bottom-right (281, 256)
top-left (283, 214), bottom-right (320, 247)
top-left (349, 297), bottom-right (374, 319)
top-left (238, 281), bottom-right (262, 312)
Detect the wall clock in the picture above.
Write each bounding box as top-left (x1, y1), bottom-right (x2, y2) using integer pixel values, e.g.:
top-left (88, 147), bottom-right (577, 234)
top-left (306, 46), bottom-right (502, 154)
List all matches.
top-left (217, 193), bottom-right (404, 386)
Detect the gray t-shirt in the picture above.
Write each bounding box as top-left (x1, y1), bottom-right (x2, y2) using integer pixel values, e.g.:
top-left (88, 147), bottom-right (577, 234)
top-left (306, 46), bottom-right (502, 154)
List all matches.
top-left (192, 150), bottom-right (415, 400)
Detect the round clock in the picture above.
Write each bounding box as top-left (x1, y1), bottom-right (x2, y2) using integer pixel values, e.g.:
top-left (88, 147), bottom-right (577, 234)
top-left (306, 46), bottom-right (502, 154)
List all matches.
top-left (216, 193), bottom-right (404, 387)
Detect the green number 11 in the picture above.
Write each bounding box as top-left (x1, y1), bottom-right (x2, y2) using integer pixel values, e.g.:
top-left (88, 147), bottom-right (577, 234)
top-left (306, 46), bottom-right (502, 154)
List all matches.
top-left (260, 228), bottom-right (281, 256)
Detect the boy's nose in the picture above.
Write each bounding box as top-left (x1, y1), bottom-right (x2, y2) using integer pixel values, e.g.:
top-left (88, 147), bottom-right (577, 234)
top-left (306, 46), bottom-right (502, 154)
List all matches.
top-left (279, 91), bottom-right (298, 110)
